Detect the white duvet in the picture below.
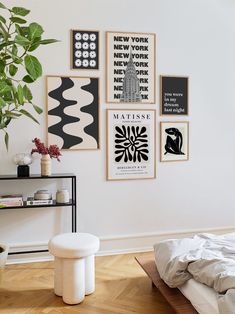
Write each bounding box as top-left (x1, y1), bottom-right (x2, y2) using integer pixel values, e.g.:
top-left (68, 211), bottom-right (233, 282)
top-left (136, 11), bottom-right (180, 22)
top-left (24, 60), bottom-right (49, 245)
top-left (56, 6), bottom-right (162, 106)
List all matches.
top-left (154, 233), bottom-right (235, 314)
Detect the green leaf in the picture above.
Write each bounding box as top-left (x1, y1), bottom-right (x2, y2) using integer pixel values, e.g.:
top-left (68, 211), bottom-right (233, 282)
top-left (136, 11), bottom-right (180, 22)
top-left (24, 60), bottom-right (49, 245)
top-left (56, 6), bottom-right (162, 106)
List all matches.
top-left (28, 41), bottom-right (40, 52)
top-left (0, 2), bottom-right (6, 9)
top-left (17, 85), bottom-right (24, 104)
top-left (0, 41), bottom-right (14, 50)
top-left (15, 34), bottom-right (30, 46)
top-left (9, 64), bottom-right (18, 76)
top-left (10, 17), bottom-right (27, 24)
top-left (0, 81), bottom-right (11, 94)
top-left (23, 85), bottom-right (32, 101)
top-left (13, 57), bottom-right (23, 64)
top-left (39, 39), bottom-right (59, 45)
top-left (19, 109), bottom-right (39, 124)
top-left (0, 59), bottom-right (5, 72)
top-left (0, 15), bottom-right (6, 23)
top-left (22, 75), bottom-right (35, 83)
top-left (29, 23), bottom-right (43, 40)
top-left (21, 27), bottom-right (29, 36)
top-left (24, 55), bottom-right (42, 80)
top-left (0, 96), bottom-right (5, 107)
top-left (4, 131), bottom-right (8, 150)
top-left (11, 7), bottom-right (30, 16)
top-left (15, 24), bottom-right (23, 35)
top-left (12, 44), bottom-right (18, 56)
top-left (32, 104), bottom-right (42, 114)
top-left (5, 110), bottom-right (22, 118)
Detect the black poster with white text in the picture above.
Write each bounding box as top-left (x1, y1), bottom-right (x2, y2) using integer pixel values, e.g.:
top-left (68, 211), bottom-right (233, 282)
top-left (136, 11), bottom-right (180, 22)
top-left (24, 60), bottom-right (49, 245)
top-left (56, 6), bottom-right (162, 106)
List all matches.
top-left (161, 76), bottom-right (188, 115)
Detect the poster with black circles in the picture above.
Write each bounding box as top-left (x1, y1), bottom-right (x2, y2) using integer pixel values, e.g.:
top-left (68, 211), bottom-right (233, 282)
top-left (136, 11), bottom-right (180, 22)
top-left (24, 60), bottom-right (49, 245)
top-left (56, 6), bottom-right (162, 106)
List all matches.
top-left (106, 109), bottom-right (156, 181)
top-left (71, 30), bottom-right (99, 70)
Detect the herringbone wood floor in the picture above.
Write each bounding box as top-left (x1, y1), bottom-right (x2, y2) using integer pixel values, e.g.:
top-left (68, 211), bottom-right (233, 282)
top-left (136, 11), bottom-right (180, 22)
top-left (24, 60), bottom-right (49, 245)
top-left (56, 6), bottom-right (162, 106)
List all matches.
top-left (0, 252), bottom-right (175, 314)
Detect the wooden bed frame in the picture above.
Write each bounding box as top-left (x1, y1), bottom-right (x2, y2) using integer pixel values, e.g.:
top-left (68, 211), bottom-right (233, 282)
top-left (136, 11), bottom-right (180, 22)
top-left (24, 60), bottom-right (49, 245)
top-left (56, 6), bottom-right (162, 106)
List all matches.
top-left (135, 253), bottom-right (198, 314)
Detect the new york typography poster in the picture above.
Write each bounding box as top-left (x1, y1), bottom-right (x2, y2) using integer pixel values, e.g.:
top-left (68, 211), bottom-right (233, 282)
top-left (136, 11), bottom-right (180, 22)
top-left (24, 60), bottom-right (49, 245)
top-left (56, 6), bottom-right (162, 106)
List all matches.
top-left (106, 32), bottom-right (156, 104)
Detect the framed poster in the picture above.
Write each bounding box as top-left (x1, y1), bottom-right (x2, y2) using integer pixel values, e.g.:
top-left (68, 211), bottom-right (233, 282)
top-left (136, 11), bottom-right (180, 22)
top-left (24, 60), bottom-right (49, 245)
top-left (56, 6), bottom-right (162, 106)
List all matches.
top-left (106, 109), bottom-right (156, 180)
top-left (106, 31), bottom-right (156, 104)
top-left (46, 76), bottom-right (99, 150)
top-left (160, 122), bottom-right (189, 162)
top-left (71, 30), bottom-right (99, 70)
top-left (160, 76), bottom-right (188, 115)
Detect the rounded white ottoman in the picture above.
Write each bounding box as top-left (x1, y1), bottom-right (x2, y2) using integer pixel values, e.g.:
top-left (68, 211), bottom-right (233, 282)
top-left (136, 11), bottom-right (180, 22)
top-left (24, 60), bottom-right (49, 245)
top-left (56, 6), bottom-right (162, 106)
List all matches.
top-left (48, 233), bottom-right (100, 305)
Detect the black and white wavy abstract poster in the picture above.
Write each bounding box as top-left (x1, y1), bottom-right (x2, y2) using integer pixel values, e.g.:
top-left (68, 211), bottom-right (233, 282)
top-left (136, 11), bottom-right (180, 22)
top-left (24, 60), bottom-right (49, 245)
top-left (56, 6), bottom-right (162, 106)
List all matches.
top-left (47, 76), bottom-right (99, 150)
top-left (107, 109), bottom-right (156, 180)
top-left (160, 122), bottom-right (189, 162)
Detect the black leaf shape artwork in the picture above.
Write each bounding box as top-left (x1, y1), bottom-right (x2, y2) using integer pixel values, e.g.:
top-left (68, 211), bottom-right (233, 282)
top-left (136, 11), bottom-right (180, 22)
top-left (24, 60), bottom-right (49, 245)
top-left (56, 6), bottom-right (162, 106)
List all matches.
top-left (114, 125), bottom-right (149, 163)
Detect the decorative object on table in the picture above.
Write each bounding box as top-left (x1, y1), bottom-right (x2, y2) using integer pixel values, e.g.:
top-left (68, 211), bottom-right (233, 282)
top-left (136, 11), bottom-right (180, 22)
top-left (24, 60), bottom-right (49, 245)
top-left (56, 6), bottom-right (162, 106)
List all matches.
top-left (71, 30), bottom-right (99, 70)
top-left (0, 243), bottom-right (9, 283)
top-left (13, 153), bottom-right (32, 177)
top-left (56, 189), bottom-right (70, 204)
top-left (160, 76), bottom-right (189, 115)
top-left (106, 109), bottom-right (156, 181)
top-left (0, 3), bottom-right (58, 150)
top-left (106, 31), bottom-right (156, 104)
top-left (31, 138), bottom-right (61, 176)
top-left (0, 194), bottom-right (23, 207)
top-left (160, 121), bottom-right (189, 162)
top-left (26, 197), bottom-right (53, 206)
top-left (46, 76), bottom-right (99, 150)
top-left (34, 189), bottom-right (52, 200)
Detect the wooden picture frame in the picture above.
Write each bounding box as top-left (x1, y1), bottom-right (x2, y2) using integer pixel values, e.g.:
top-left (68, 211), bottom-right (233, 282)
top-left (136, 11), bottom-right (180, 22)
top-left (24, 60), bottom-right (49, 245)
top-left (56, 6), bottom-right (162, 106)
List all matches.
top-left (160, 76), bottom-right (189, 115)
top-left (46, 75), bottom-right (100, 151)
top-left (106, 31), bottom-right (156, 104)
top-left (160, 121), bottom-right (189, 162)
top-left (70, 29), bottom-right (100, 70)
top-left (106, 109), bottom-right (156, 181)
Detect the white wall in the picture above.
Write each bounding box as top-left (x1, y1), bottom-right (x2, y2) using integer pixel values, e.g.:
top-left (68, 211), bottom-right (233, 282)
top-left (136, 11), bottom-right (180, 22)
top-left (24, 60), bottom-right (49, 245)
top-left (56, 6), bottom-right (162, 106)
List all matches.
top-left (1, 0), bottom-right (235, 257)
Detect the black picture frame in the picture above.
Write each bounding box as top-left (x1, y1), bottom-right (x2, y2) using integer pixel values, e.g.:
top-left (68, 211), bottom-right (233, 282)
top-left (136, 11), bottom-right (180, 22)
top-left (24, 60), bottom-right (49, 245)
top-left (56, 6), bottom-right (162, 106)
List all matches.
top-left (71, 30), bottom-right (99, 70)
top-left (160, 76), bottom-right (188, 115)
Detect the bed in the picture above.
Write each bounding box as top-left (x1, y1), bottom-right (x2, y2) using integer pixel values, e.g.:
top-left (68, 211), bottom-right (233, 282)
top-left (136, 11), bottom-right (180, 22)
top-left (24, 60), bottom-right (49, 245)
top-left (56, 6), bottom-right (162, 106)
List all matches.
top-left (136, 232), bottom-right (235, 314)
top-left (136, 254), bottom-right (219, 314)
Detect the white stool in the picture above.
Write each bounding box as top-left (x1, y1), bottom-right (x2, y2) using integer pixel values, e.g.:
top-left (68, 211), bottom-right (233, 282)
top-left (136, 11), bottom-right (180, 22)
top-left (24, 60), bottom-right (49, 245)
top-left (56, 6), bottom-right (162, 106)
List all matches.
top-left (48, 232), bottom-right (100, 305)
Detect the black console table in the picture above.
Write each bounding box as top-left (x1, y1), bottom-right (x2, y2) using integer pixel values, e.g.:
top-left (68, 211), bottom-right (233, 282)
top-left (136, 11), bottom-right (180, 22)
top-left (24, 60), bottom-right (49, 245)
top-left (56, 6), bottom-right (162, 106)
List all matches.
top-left (0, 173), bottom-right (77, 255)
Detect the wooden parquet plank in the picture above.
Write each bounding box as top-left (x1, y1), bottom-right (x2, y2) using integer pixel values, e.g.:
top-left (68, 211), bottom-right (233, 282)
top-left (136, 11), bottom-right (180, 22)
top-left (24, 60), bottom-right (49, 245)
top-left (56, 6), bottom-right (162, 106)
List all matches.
top-left (0, 252), bottom-right (175, 314)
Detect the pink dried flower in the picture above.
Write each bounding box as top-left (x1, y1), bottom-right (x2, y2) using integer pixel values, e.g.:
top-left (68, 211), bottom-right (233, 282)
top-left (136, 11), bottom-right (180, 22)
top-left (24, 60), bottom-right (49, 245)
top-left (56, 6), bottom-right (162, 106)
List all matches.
top-left (31, 138), bottom-right (61, 162)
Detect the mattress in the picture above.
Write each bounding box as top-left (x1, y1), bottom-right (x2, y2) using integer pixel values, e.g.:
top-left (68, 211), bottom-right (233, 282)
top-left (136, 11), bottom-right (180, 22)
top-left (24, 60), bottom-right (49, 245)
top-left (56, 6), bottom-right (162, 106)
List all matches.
top-left (179, 278), bottom-right (219, 314)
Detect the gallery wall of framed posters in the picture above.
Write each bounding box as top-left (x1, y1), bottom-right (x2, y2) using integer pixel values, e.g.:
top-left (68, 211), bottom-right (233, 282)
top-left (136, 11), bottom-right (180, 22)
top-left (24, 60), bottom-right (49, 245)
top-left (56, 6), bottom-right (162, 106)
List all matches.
top-left (106, 109), bottom-right (156, 181)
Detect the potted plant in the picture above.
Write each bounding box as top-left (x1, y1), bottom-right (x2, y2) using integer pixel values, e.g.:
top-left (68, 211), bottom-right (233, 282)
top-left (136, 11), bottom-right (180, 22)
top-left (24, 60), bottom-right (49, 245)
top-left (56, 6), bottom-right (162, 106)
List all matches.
top-left (0, 2), bottom-right (58, 149)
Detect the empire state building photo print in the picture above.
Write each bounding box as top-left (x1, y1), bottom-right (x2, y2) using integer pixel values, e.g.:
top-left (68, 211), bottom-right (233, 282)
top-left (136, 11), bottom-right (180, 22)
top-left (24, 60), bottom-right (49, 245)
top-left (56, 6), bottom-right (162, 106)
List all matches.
top-left (106, 31), bottom-right (156, 104)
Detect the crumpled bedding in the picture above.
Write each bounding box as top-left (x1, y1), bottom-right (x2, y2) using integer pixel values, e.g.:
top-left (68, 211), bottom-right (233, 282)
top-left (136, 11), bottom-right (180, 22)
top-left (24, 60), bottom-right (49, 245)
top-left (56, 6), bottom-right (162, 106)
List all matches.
top-left (154, 233), bottom-right (235, 314)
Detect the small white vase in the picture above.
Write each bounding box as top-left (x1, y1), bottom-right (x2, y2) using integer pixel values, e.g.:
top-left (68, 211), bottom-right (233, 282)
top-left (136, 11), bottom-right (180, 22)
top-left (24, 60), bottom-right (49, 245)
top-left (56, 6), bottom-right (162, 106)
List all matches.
top-left (41, 154), bottom-right (51, 176)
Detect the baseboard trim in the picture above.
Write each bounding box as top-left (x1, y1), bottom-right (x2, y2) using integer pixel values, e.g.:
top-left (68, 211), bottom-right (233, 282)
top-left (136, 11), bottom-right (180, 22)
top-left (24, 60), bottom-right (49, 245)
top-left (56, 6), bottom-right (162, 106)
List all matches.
top-left (6, 226), bottom-right (235, 264)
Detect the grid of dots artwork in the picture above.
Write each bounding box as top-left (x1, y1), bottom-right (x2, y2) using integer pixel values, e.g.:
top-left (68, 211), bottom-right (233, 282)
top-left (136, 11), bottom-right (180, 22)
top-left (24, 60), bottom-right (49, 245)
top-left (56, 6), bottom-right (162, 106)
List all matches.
top-left (72, 30), bottom-right (99, 69)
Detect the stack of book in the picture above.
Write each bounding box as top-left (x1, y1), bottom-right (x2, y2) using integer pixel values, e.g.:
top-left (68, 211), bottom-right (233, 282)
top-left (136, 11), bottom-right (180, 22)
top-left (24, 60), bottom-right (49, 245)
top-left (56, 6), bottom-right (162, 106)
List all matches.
top-left (0, 195), bottom-right (23, 207)
top-left (26, 197), bottom-right (53, 206)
